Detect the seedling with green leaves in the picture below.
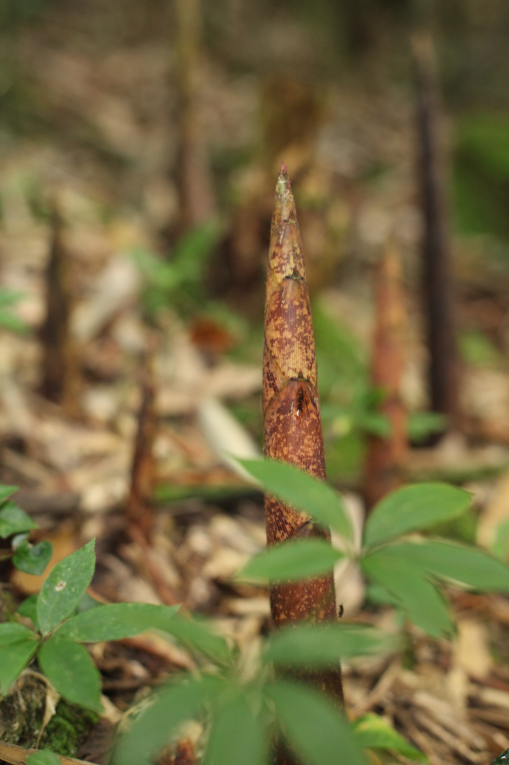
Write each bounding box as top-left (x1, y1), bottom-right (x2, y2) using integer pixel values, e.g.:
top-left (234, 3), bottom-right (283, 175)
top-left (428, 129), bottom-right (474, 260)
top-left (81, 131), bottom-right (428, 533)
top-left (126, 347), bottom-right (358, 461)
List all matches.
top-left (8, 462), bottom-right (509, 765)
top-left (112, 616), bottom-right (419, 765)
top-left (0, 484), bottom-right (52, 576)
top-left (239, 458), bottom-right (509, 639)
top-left (1, 536), bottom-right (425, 765)
top-left (0, 539), bottom-right (182, 712)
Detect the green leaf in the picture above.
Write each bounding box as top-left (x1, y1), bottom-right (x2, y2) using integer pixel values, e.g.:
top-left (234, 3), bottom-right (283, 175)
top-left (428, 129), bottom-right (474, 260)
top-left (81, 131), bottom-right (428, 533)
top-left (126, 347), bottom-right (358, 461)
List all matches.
top-left (356, 412), bottom-right (391, 438)
top-left (0, 290), bottom-right (27, 335)
top-left (266, 680), bottom-right (367, 765)
top-left (239, 459), bottom-right (352, 540)
top-left (264, 624), bottom-right (397, 667)
top-left (239, 539), bottom-right (343, 583)
top-left (0, 485), bottom-right (18, 504)
top-left (38, 636), bottom-right (102, 713)
top-left (56, 603), bottom-right (180, 642)
top-left (353, 714), bottom-right (426, 761)
top-left (76, 592), bottom-right (103, 613)
top-left (0, 502), bottom-right (38, 539)
top-left (492, 520), bottom-right (509, 560)
top-left (0, 290), bottom-right (24, 308)
top-left (37, 539), bottom-right (96, 635)
top-left (387, 539), bottom-right (509, 592)
top-left (13, 539), bottom-right (52, 576)
top-left (364, 483), bottom-right (472, 547)
top-left (365, 584), bottom-right (402, 607)
top-left (362, 550), bottom-right (453, 638)
top-left (408, 412), bottom-right (447, 443)
top-left (17, 595), bottom-right (39, 631)
top-left (204, 692), bottom-right (266, 765)
top-left (0, 637), bottom-right (39, 694)
top-left (0, 623), bottom-right (35, 644)
top-left (27, 751), bottom-right (61, 765)
top-left (112, 676), bottom-right (224, 765)
top-left (0, 311), bottom-right (28, 335)
top-left (162, 613), bottom-right (232, 665)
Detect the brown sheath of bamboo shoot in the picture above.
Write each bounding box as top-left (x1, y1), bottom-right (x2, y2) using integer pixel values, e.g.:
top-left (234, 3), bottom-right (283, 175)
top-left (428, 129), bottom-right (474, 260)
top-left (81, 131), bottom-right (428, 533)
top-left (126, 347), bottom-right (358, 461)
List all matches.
top-left (363, 242), bottom-right (408, 511)
top-left (263, 165), bottom-right (344, 713)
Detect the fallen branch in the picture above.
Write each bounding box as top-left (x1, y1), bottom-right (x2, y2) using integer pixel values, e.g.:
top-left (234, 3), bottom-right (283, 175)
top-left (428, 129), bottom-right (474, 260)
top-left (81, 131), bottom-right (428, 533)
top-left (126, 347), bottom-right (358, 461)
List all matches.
top-left (0, 741), bottom-right (97, 765)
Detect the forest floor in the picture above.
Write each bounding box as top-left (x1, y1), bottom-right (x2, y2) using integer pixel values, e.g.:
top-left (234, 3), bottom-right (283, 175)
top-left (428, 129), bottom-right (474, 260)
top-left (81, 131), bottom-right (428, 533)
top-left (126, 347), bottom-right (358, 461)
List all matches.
top-left (2, 3), bottom-right (509, 764)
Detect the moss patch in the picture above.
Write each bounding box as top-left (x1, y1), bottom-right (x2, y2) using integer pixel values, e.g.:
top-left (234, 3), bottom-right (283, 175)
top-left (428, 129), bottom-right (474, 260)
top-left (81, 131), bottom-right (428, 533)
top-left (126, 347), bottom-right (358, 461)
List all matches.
top-left (41, 700), bottom-right (99, 756)
top-left (0, 674), bottom-right (99, 756)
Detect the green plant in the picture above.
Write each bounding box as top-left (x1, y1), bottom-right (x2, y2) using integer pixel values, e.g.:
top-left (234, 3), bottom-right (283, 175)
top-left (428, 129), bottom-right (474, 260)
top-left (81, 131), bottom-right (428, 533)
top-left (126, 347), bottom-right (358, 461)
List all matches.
top-left (27, 752), bottom-right (61, 765)
top-left (239, 458), bottom-right (509, 639)
top-left (3, 538), bottom-right (426, 764)
top-left (112, 619), bottom-right (417, 765)
top-left (0, 289), bottom-right (27, 334)
top-left (0, 484), bottom-right (52, 575)
top-left (133, 221), bottom-right (221, 319)
top-left (11, 462), bottom-right (508, 765)
top-left (0, 539), bottom-right (181, 711)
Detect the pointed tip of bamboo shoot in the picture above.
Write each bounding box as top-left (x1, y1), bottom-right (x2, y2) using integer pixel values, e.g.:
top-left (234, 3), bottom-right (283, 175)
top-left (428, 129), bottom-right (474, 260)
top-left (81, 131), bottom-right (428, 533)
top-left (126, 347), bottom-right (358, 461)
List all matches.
top-left (276, 162), bottom-right (291, 196)
top-left (268, 164), bottom-right (305, 290)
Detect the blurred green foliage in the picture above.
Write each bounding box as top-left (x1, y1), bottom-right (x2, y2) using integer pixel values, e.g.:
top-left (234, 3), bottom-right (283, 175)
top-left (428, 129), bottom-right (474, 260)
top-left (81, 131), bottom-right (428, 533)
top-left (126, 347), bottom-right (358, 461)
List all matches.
top-left (0, 290), bottom-right (27, 335)
top-left (134, 222), bottom-right (222, 318)
top-left (459, 330), bottom-right (504, 368)
top-left (453, 113), bottom-right (509, 240)
top-left (313, 304), bottom-right (449, 481)
top-left (0, 0), bottom-right (54, 25)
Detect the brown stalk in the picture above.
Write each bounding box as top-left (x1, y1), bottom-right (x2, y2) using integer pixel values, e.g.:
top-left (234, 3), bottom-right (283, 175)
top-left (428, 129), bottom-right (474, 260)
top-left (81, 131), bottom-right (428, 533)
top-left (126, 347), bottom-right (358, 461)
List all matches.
top-left (39, 202), bottom-right (80, 417)
top-left (263, 165), bottom-right (344, 719)
top-left (413, 33), bottom-right (459, 430)
top-left (126, 364), bottom-right (157, 541)
top-left (363, 242), bottom-right (408, 511)
top-left (175, 0), bottom-right (215, 232)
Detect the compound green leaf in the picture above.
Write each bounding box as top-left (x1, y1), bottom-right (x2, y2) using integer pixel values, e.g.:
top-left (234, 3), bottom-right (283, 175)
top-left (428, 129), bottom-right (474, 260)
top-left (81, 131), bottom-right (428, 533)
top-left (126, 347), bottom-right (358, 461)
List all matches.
top-left (362, 550), bottom-right (453, 638)
top-left (239, 539), bottom-right (343, 583)
top-left (266, 680), bottom-right (367, 765)
top-left (364, 483), bottom-right (471, 547)
top-left (56, 603), bottom-right (180, 642)
top-left (38, 636), bottom-right (102, 713)
top-left (37, 539), bottom-right (96, 635)
top-left (353, 714), bottom-right (426, 761)
top-left (264, 624), bottom-right (397, 667)
top-left (239, 459), bottom-right (352, 540)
